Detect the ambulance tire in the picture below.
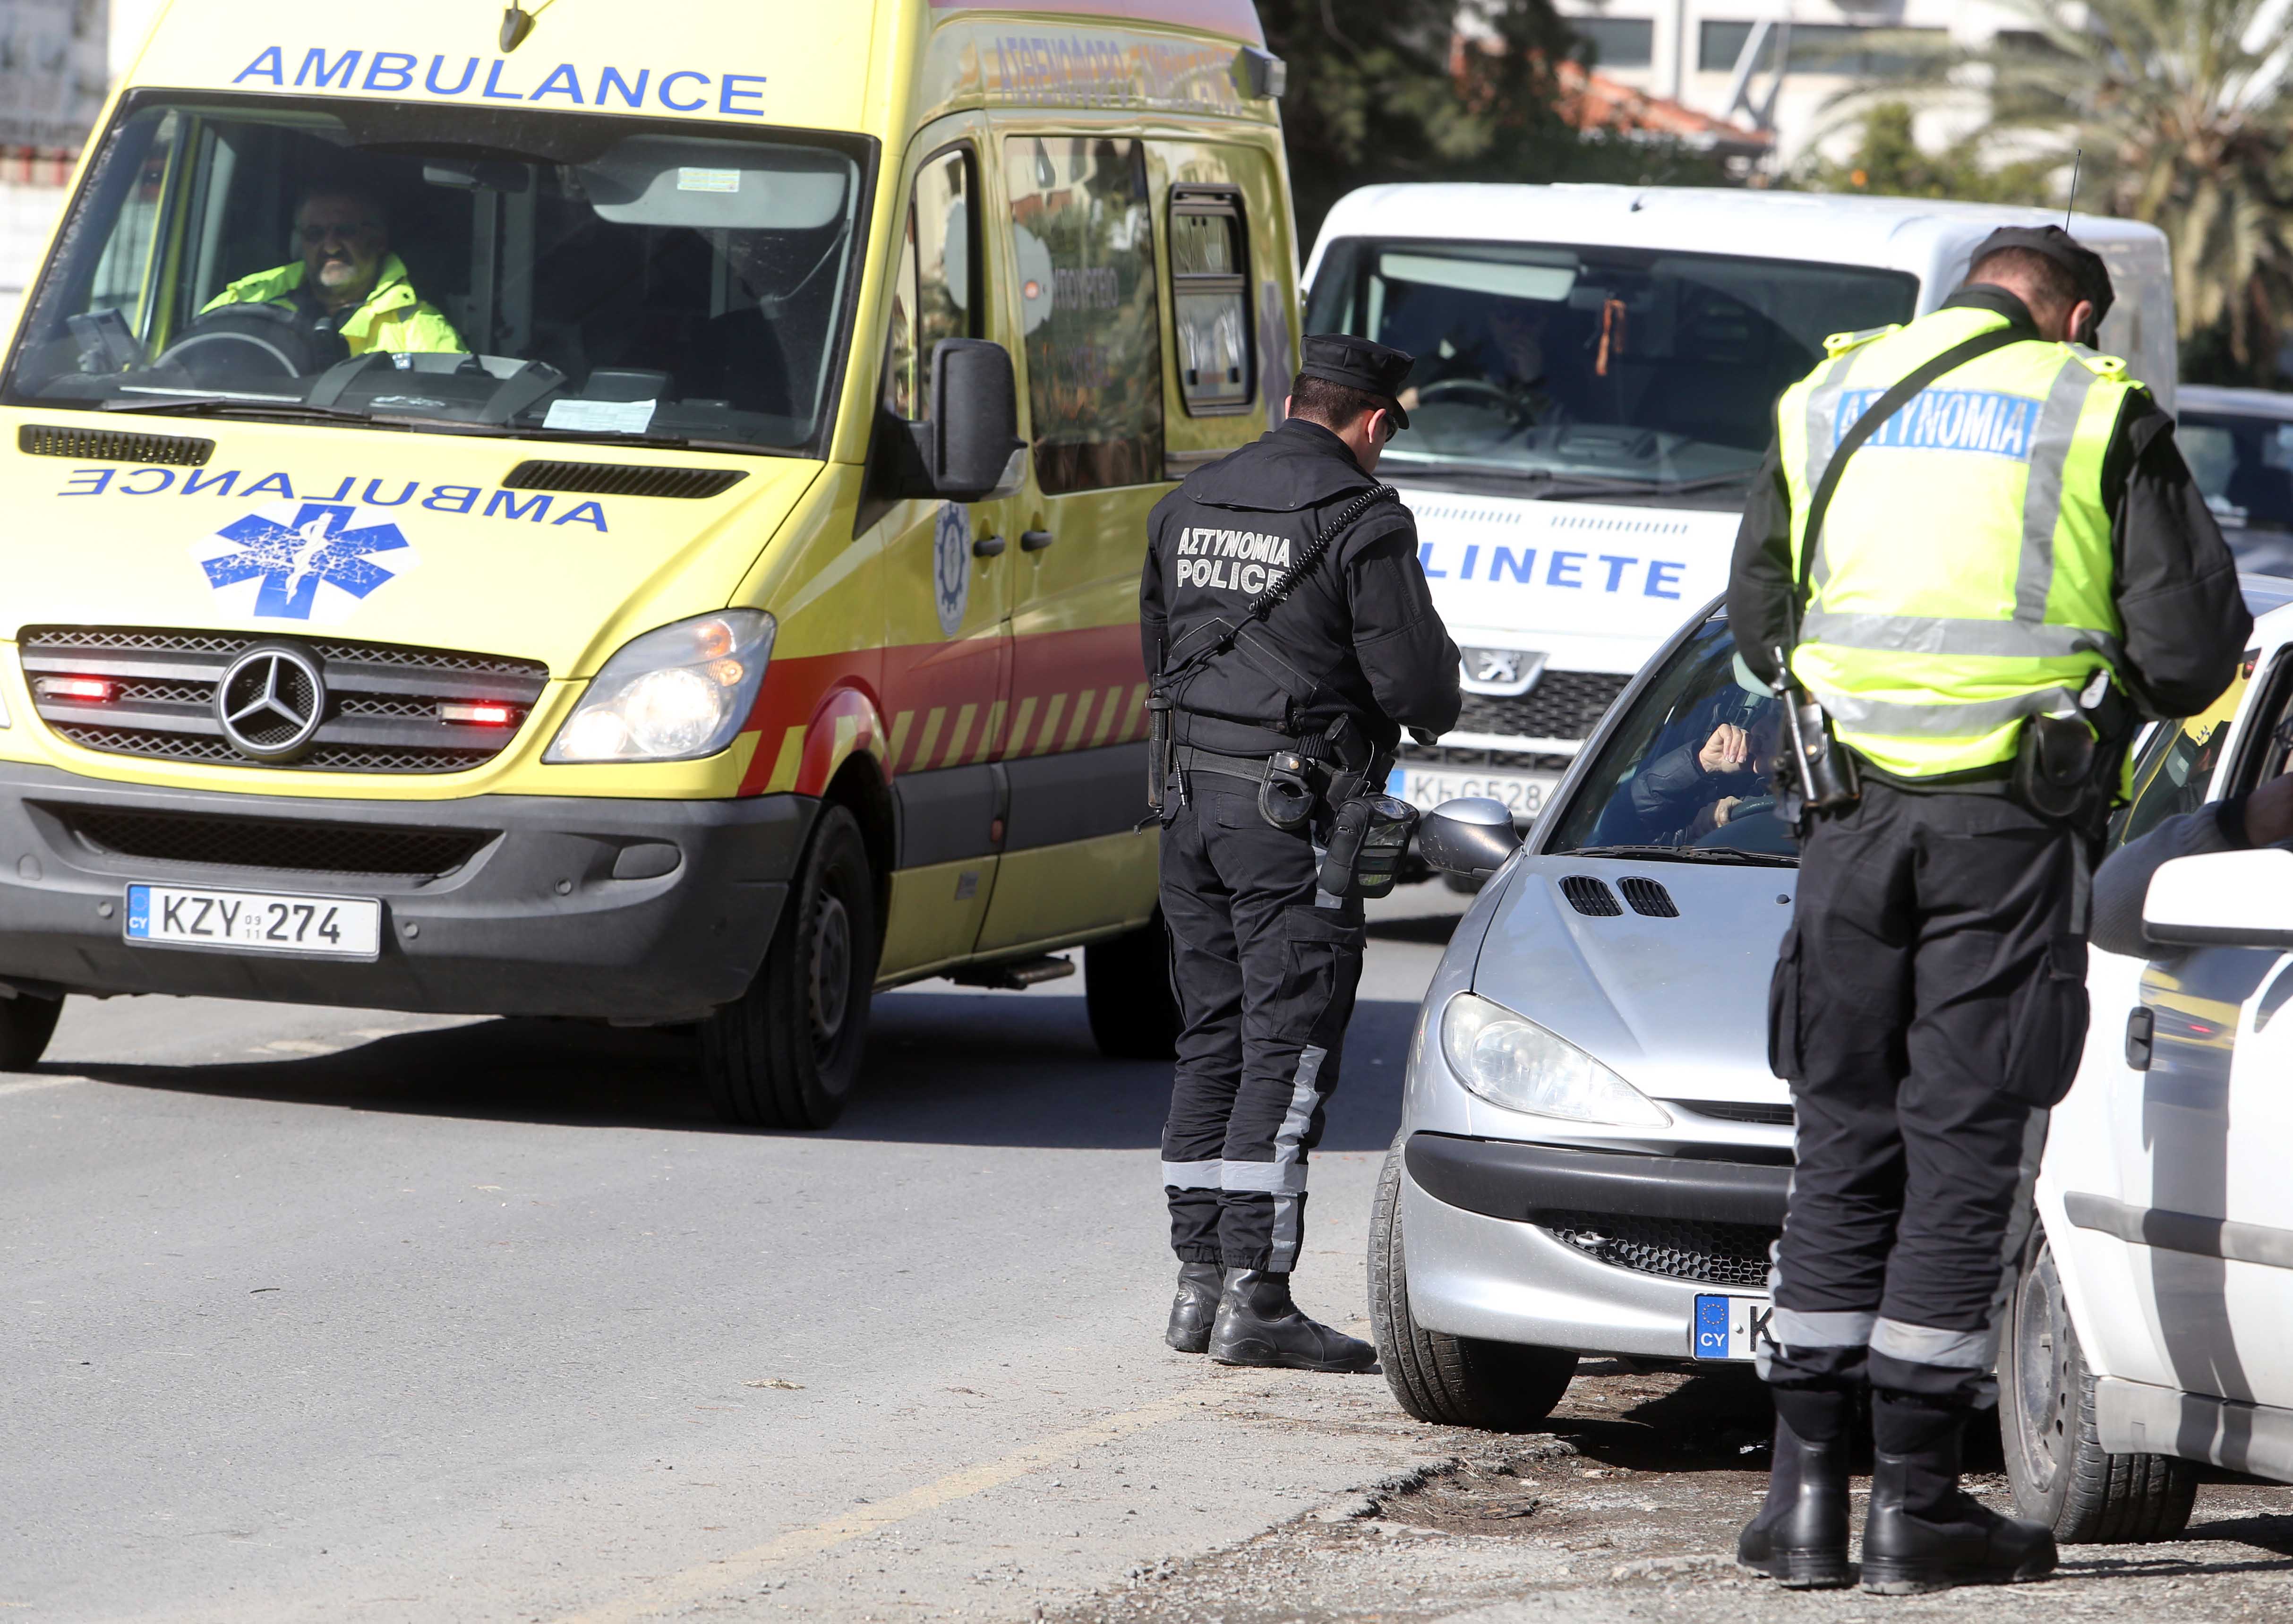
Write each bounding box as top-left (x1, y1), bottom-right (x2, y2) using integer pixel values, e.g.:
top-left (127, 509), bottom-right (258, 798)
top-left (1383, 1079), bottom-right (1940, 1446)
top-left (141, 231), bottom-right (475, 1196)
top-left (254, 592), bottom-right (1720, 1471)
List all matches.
top-left (1085, 911), bottom-right (1181, 1060)
top-left (701, 806), bottom-right (877, 1130)
top-left (1369, 1133), bottom-right (1577, 1429)
top-left (0, 993), bottom-right (60, 1071)
top-left (1999, 1231), bottom-right (2197, 1543)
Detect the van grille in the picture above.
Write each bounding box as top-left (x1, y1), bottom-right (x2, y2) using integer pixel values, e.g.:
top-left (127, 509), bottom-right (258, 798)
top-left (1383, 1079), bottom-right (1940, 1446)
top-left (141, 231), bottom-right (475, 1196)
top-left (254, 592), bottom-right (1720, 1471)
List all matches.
top-left (58, 806), bottom-right (489, 879)
top-left (1543, 1211), bottom-right (1778, 1291)
top-left (1456, 671), bottom-right (1633, 742)
top-left (22, 626), bottom-right (548, 774)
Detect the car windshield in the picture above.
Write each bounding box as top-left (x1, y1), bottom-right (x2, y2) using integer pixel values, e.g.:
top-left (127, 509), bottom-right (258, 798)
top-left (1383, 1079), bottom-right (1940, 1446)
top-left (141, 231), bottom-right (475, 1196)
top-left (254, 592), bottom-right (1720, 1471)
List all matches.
top-left (1544, 612), bottom-right (1798, 863)
top-left (1306, 237), bottom-right (1916, 498)
top-left (2180, 409), bottom-right (2293, 575)
top-left (2, 94), bottom-right (869, 454)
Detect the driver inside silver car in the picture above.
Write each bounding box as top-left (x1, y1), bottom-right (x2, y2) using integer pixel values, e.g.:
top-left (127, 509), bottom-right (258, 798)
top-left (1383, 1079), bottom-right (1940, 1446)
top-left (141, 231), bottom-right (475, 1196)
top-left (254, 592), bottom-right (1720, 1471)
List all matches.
top-left (201, 185), bottom-right (464, 358)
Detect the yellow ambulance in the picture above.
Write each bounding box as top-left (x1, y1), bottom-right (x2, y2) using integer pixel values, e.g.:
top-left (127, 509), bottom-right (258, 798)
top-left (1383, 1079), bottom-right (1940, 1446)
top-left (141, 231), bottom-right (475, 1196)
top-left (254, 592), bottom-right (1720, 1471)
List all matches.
top-left (0, 0), bottom-right (1300, 1126)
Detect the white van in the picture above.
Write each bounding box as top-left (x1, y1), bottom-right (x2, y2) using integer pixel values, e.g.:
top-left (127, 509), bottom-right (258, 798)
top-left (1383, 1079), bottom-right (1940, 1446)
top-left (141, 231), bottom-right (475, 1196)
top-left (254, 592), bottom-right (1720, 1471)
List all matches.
top-left (1301, 186), bottom-right (2177, 825)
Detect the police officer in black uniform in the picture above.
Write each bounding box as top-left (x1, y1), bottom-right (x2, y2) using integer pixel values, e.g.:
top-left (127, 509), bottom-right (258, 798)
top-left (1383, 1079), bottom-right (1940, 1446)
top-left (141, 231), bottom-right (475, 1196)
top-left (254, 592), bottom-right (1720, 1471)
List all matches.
top-left (1141, 336), bottom-right (1462, 1371)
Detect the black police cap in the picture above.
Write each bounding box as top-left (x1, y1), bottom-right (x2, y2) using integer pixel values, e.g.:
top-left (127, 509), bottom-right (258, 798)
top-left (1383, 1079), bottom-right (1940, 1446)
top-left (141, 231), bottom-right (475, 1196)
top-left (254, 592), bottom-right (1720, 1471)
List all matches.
top-left (1969, 225), bottom-right (2115, 332)
top-left (1298, 333), bottom-right (1415, 429)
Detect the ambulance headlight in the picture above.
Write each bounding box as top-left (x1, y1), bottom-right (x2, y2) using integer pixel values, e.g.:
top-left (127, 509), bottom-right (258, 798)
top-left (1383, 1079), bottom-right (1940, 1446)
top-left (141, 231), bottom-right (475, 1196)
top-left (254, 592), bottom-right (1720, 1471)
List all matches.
top-left (545, 610), bottom-right (775, 763)
top-left (1439, 992), bottom-right (1670, 1127)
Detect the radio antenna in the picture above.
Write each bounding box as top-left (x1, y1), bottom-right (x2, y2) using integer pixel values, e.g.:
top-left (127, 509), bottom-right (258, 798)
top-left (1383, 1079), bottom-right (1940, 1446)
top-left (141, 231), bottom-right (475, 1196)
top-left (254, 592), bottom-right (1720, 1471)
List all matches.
top-left (2063, 148), bottom-right (2082, 228)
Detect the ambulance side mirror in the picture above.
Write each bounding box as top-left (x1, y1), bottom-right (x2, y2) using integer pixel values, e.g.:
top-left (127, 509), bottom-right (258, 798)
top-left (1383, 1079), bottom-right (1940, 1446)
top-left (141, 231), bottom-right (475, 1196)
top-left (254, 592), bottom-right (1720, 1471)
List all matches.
top-left (1418, 797), bottom-right (1522, 879)
top-left (914, 338), bottom-right (1024, 503)
top-left (2144, 847), bottom-right (2293, 948)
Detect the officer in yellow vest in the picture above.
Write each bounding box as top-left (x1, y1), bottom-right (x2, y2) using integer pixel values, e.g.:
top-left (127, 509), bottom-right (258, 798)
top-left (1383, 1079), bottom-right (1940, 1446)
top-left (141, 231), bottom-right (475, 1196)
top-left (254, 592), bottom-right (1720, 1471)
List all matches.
top-left (203, 187), bottom-right (464, 358)
top-left (1727, 227), bottom-right (2249, 1594)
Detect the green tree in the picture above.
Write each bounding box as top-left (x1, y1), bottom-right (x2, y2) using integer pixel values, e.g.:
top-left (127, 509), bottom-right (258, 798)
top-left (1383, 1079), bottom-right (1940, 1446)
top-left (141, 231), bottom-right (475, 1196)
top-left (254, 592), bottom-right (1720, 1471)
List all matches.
top-left (1796, 102), bottom-right (2055, 205)
top-left (1261, 0), bottom-right (1731, 248)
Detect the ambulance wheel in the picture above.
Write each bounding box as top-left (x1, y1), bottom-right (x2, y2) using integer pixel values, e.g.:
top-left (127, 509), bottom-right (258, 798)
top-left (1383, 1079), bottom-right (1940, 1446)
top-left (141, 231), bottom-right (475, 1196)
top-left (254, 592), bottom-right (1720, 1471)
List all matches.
top-left (1999, 1232), bottom-right (2197, 1542)
top-left (1370, 1133), bottom-right (1577, 1429)
top-left (0, 993), bottom-right (61, 1070)
top-left (701, 806), bottom-right (877, 1130)
top-left (1086, 910), bottom-right (1181, 1060)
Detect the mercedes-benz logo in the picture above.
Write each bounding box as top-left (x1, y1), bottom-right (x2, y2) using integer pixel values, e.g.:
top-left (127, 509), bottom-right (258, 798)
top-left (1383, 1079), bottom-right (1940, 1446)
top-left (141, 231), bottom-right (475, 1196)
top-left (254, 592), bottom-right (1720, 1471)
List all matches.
top-left (214, 642), bottom-right (326, 762)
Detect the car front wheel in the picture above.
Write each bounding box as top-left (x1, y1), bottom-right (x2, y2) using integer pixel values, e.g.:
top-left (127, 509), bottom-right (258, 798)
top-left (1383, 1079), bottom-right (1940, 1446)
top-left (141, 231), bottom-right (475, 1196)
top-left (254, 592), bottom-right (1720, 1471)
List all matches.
top-left (1998, 1231), bottom-right (2196, 1542)
top-left (1369, 1133), bottom-right (1577, 1429)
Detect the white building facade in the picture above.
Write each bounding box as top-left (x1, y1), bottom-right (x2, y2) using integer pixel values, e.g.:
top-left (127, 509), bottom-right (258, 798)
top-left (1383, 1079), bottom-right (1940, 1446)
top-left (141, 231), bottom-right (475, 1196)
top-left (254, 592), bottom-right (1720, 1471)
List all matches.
top-left (1553, 0), bottom-right (2024, 168)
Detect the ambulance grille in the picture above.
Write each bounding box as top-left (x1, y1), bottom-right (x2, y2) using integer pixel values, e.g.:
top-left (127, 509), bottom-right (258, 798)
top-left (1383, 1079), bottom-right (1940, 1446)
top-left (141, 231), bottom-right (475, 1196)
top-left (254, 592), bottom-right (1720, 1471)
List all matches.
top-left (58, 806), bottom-right (489, 880)
top-left (1455, 671), bottom-right (1633, 742)
top-left (501, 459), bottom-right (747, 499)
top-left (21, 627), bottom-right (548, 774)
top-left (1542, 1212), bottom-right (1778, 1290)
top-left (17, 423), bottom-right (214, 466)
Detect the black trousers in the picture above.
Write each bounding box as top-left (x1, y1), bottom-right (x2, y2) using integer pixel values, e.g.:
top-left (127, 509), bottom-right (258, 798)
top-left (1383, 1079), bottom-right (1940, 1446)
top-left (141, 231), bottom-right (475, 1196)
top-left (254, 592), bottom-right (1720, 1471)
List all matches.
top-left (1764, 780), bottom-right (2088, 1404)
top-left (1158, 782), bottom-right (1366, 1273)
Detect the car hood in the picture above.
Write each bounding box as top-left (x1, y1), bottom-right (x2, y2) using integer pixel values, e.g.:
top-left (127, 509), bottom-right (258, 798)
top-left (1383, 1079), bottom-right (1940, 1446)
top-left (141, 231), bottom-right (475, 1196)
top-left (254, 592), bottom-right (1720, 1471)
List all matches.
top-left (1, 419), bottom-right (822, 676)
top-left (1469, 854), bottom-right (1795, 1110)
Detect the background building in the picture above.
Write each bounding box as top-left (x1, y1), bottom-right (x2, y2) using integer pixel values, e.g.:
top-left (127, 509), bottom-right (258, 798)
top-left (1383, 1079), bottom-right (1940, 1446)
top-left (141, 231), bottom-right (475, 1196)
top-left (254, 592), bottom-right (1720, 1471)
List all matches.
top-left (1552, 0), bottom-right (2020, 170)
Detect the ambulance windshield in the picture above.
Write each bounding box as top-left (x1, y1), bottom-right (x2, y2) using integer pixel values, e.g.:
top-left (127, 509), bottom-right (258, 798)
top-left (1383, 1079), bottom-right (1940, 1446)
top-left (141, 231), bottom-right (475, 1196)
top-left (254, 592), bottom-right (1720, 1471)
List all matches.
top-left (3, 94), bottom-right (869, 454)
top-left (1306, 239), bottom-right (1916, 501)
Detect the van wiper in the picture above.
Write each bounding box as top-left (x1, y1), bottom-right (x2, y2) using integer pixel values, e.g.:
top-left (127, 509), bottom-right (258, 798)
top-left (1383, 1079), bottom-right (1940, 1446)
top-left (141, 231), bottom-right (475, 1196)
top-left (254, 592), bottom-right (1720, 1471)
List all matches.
top-left (501, 426), bottom-right (771, 456)
top-left (1564, 842), bottom-right (1797, 866)
top-left (1537, 471), bottom-right (1759, 501)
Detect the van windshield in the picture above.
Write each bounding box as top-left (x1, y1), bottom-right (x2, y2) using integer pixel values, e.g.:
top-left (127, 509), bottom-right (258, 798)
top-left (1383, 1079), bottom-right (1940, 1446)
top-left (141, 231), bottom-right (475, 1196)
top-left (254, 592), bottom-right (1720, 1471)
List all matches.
top-left (3, 94), bottom-right (869, 454)
top-left (1306, 238), bottom-right (1917, 499)
top-left (1542, 612), bottom-right (1798, 864)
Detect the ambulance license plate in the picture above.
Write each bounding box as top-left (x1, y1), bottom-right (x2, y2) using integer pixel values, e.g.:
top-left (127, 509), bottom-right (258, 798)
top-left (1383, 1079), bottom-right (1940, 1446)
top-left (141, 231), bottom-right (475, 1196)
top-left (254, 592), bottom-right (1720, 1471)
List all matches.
top-left (124, 885), bottom-right (382, 959)
top-left (1388, 765), bottom-right (1559, 821)
top-left (1693, 1294), bottom-right (1772, 1361)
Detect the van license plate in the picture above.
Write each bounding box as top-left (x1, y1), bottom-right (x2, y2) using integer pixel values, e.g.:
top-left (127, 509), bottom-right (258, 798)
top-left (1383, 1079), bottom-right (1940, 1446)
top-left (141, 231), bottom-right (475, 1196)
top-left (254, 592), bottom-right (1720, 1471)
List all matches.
top-left (124, 885), bottom-right (382, 959)
top-left (1389, 765), bottom-right (1559, 821)
top-left (1693, 1294), bottom-right (1772, 1361)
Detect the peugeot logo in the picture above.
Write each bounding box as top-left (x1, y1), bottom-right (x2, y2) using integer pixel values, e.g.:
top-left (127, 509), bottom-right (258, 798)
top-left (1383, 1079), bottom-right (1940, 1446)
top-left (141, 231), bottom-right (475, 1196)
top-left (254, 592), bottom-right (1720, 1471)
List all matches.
top-left (215, 642), bottom-right (326, 762)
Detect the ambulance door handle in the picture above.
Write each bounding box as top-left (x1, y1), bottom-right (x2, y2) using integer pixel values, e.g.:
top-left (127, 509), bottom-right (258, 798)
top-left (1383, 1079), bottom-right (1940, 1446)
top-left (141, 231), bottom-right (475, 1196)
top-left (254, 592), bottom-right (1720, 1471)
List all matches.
top-left (972, 534), bottom-right (1006, 558)
top-left (1020, 530), bottom-right (1056, 553)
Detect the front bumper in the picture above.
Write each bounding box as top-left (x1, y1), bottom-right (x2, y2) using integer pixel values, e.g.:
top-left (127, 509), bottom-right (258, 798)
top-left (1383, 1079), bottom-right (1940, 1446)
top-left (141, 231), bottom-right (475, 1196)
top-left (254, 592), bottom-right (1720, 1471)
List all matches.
top-left (0, 762), bottom-right (811, 1022)
top-left (1400, 1131), bottom-right (1788, 1358)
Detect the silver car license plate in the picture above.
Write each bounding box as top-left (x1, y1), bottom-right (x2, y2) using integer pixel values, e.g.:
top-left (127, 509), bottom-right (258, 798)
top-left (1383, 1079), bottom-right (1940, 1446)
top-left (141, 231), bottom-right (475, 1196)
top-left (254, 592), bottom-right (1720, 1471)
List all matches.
top-left (124, 884), bottom-right (382, 958)
top-left (1693, 1294), bottom-right (1772, 1361)
top-left (1390, 764), bottom-right (1559, 821)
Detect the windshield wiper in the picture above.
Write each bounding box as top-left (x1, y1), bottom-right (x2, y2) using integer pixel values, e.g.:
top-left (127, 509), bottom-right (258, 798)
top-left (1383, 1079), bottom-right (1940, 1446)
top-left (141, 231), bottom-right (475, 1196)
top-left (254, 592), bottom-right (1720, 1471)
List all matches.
top-left (500, 426), bottom-right (774, 456)
top-left (1535, 471), bottom-right (1760, 501)
top-left (102, 395), bottom-right (382, 427)
top-left (1562, 842), bottom-right (1798, 866)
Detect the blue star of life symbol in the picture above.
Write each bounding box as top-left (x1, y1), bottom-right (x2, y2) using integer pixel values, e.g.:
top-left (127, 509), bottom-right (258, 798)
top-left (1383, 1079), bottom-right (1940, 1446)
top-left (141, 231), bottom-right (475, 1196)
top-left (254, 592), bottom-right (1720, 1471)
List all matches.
top-left (204, 503), bottom-right (412, 620)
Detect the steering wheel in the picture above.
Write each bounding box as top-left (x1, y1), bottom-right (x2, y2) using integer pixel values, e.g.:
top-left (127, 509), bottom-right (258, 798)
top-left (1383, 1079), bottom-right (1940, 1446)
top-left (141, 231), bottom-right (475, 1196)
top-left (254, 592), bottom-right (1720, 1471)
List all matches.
top-left (1416, 377), bottom-right (1518, 412)
top-left (152, 304), bottom-right (340, 387)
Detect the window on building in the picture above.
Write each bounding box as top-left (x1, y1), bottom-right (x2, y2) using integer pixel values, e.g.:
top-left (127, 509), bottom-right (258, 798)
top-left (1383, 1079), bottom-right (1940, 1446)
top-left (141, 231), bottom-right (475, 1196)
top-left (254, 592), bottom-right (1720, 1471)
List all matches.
top-left (1571, 17), bottom-right (1655, 68)
top-left (1169, 188), bottom-right (1251, 415)
top-left (1006, 136), bottom-right (1163, 492)
top-left (1697, 20), bottom-right (1942, 76)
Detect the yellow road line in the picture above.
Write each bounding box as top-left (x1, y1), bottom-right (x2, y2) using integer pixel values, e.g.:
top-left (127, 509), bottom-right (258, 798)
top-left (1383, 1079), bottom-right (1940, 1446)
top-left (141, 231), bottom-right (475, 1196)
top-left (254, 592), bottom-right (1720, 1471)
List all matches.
top-left (552, 1377), bottom-right (1240, 1624)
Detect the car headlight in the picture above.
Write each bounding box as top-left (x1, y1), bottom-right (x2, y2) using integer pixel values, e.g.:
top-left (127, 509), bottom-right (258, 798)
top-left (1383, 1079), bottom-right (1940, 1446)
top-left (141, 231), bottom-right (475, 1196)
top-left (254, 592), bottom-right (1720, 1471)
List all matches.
top-left (544, 610), bottom-right (775, 763)
top-left (1439, 992), bottom-right (1670, 1127)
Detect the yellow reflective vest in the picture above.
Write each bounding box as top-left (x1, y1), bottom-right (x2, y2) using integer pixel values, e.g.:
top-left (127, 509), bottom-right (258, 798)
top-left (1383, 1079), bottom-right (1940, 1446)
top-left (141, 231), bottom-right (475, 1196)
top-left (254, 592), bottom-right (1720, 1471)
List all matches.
top-left (200, 253), bottom-right (465, 357)
top-left (1776, 304), bottom-right (2135, 779)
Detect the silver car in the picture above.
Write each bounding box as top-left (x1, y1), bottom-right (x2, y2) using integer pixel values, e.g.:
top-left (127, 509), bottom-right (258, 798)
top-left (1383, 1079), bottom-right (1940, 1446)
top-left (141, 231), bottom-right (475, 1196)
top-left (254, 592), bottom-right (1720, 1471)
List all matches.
top-left (1369, 598), bottom-right (1796, 1428)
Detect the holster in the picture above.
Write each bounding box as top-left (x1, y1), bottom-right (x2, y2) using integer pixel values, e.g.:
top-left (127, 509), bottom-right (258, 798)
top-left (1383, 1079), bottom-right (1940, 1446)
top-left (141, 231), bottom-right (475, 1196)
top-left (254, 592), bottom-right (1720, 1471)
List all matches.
top-left (1316, 795), bottom-right (1420, 901)
top-left (1145, 689), bottom-right (1174, 813)
top-left (2011, 677), bottom-right (2133, 842)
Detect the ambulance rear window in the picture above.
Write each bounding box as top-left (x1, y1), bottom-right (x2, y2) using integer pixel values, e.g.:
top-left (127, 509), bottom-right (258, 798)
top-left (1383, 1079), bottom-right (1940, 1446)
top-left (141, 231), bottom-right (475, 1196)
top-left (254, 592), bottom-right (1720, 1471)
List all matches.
top-left (4, 92), bottom-right (871, 456)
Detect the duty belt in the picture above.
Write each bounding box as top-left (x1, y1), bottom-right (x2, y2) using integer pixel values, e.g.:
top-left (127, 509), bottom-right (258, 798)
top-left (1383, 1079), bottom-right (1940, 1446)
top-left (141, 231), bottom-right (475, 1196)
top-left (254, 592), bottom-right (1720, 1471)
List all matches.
top-left (1171, 744), bottom-right (1283, 786)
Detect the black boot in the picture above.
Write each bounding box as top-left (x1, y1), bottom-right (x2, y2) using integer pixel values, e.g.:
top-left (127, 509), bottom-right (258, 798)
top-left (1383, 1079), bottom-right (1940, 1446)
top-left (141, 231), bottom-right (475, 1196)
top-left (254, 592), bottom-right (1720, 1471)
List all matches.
top-left (1206, 1269), bottom-right (1376, 1372)
top-left (1861, 1394), bottom-right (2056, 1594)
top-left (1165, 1262), bottom-right (1224, 1353)
top-left (1738, 1389), bottom-right (1853, 1588)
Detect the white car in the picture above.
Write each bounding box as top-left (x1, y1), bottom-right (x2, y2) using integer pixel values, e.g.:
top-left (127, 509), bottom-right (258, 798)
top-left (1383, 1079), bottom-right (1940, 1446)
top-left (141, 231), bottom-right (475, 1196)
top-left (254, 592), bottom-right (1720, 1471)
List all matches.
top-left (2007, 582), bottom-right (2293, 1539)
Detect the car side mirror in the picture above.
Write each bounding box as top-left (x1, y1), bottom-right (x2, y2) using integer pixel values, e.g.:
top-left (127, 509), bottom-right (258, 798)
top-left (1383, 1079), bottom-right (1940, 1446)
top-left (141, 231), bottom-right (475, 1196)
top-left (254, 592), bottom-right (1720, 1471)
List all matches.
top-left (905, 338), bottom-right (1024, 503)
top-left (2144, 847), bottom-right (2293, 949)
top-left (1417, 797), bottom-right (1522, 879)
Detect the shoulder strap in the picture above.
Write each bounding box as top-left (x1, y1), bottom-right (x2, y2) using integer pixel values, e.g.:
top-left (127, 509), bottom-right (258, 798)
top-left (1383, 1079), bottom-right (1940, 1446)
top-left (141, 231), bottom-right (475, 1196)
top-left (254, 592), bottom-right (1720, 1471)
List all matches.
top-left (1796, 325), bottom-right (2025, 611)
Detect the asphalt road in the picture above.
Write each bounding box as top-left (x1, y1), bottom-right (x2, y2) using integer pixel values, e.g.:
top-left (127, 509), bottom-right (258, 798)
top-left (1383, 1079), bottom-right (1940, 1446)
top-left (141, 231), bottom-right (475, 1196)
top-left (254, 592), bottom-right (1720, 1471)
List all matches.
top-left (11, 879), bottom-right (2293, 1623)
top-left (0, 883), bottom-right (1467, 1623)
